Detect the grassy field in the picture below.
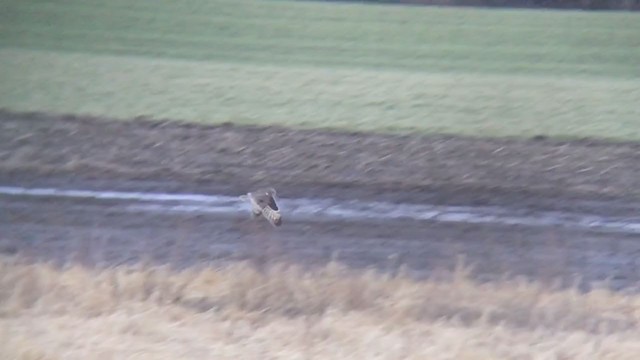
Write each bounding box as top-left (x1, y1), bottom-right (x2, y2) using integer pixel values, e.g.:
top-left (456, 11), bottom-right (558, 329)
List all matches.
top-left (1, 0), bottom-right (639, 140)
top-left (2, 256), bottom-right (640, 359)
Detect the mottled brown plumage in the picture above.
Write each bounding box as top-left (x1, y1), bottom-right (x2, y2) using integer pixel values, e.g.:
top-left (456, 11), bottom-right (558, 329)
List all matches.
top-left (240, 187), bottom-right (282, 227)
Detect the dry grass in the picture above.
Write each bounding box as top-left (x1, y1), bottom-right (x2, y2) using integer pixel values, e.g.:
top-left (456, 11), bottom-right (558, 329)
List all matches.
top-left (1, 256), bottom-right (640, 359)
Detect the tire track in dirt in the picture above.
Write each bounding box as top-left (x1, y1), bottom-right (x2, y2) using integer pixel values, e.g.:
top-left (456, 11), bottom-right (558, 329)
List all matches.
top-left (2, 186), bottom-right (639, 235)
top-left (1, 182), bottom-right (639, 291)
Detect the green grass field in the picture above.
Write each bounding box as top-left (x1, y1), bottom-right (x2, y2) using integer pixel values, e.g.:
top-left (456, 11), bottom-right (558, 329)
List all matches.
top-left (1, 0), bottom-right (639, 139)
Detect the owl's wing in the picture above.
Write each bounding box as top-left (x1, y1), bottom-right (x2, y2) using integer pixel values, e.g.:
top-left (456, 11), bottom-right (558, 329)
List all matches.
top-left (262, 205), bottom-right (282, 227)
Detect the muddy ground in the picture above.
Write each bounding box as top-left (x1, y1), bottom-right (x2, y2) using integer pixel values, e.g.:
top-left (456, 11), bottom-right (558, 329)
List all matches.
top-left (2, 110), bottom-right (639, 208)
top-left (1, 110), bottom-right (639, 289)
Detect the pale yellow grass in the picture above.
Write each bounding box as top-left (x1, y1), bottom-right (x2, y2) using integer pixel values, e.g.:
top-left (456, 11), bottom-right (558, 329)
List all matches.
top-left (1, 256), bottom-right (639, 359)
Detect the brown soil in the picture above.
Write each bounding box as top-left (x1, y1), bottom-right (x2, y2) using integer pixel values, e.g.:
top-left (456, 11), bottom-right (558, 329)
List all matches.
top-left (2, 110), bottom-right (639, 289)
top-left (3, 193), bottom-right (640, 290)
top-left (1, 110), bottom-right (639, 211)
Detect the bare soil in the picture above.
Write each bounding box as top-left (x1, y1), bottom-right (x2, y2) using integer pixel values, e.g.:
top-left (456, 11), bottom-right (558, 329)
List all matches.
top-left (1, 110), bottom-right (639, 289)
top-left (1, 110), bottom-right (639, 210)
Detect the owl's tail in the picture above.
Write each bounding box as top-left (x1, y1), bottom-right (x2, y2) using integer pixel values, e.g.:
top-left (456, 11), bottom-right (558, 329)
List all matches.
top-left (261, 206), bottom-right (282, 227)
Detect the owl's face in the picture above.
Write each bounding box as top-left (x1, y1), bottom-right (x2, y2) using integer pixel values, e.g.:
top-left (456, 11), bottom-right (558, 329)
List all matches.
top-left (254, 188), bottom-right (279, 211)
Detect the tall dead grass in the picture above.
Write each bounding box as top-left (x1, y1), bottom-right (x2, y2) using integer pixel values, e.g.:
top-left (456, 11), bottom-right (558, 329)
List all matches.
top-left (1, 255), bottom-right (639, 359)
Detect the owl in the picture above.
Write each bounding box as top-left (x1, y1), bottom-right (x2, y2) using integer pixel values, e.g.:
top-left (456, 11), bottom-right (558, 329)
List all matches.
top-left (239, 187), bottom-right (282, 227)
